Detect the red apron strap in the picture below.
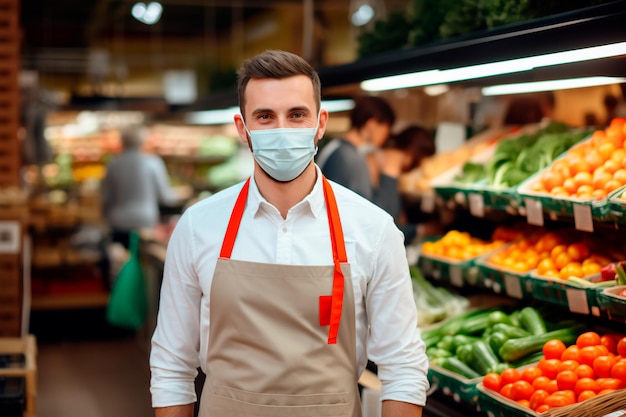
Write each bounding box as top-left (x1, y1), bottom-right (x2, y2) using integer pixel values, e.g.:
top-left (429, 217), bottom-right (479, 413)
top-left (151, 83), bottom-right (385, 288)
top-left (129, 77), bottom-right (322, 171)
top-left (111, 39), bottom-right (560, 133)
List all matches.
top-left (322, 176), bottom-right (348, 344)
top-left (219, 178), bottom-right (250, 259)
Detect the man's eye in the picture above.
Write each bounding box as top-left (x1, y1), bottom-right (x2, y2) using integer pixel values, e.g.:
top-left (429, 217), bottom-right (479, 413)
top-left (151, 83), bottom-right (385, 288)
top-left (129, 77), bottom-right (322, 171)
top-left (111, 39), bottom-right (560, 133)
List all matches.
top-left (258, 114), bottom-right (270, 120)
top-left (292, 112), bottom-right (305, 119)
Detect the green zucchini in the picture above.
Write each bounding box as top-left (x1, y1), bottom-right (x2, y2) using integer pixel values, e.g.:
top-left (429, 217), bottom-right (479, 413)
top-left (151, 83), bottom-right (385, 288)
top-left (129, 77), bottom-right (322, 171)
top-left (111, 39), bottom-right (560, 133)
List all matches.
top-left (499, 325), bottom-right (584, 363)
top-left (472, 340), bottom-right (502, 376)
top-left (509, 350), bottom-right (545, 369)
top-left (487, 332), bottom-right (509, 360)
top-left (455, 344), bottom-right (474, 365)
top-left (427, 347), bottom-right (454, 360)
top-left (457, 310), bottom-right (495, 335)
top-left (491, 323), bottom-right (531, 339)
top-left (487, 310), bottom-right (513, 327)
top-left (438, 356), bottom-right (481, 380)
top-left (519, 306), bottom-right (547, 336)
top-left (436, 335), bottom-right (455, 352)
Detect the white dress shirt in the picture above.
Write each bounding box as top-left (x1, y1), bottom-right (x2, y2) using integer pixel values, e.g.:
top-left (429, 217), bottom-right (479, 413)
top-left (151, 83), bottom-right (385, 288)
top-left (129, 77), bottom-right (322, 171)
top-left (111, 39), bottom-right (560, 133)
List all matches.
top-left (150, 165), bottom-right (429, 408)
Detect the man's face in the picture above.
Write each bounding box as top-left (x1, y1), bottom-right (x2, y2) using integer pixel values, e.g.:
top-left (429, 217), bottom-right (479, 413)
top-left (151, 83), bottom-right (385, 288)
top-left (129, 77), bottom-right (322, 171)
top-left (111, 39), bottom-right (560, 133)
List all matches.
top-left (369, 120), bottom-right (391, 148)
top-left (235, 75), bottom-right (327, 148)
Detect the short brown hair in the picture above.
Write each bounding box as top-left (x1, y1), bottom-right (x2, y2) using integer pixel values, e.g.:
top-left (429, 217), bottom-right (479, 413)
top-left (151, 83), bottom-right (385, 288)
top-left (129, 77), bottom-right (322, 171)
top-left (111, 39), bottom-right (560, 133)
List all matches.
top-left (237, 50), bottom-right (321, 118)
top-left (350, 96), bottom-right (396, 130)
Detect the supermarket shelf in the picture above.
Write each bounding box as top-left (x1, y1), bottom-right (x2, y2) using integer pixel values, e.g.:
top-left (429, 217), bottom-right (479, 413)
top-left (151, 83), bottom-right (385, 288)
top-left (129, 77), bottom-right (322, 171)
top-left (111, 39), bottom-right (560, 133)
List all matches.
top-left (31, 292), bottom-right (110, 310)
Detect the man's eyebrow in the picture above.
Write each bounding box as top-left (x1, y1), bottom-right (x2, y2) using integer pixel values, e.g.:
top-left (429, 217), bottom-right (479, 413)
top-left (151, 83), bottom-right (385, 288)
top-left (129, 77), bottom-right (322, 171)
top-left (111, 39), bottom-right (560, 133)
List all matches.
top-left (250, 108), bottom-right (275, 117)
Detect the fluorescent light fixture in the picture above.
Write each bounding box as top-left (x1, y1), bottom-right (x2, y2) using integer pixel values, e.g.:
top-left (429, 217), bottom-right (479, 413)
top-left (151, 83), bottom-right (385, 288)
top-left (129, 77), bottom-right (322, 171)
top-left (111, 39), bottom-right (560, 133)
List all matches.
top-left (186, 106), bottom-right (240, 125)
top-left (132, 2), bottom-right (162, 25)
top-left (424, 84), bottom-right (449, 96)
top-left (185, 100), bottom-right (356, 125)
top-left (351, 5), bottom-right (375, 26)
top-left (482, 76), bottom-right (626, 96)
top-left (361, 41), bottom-right (626, 92)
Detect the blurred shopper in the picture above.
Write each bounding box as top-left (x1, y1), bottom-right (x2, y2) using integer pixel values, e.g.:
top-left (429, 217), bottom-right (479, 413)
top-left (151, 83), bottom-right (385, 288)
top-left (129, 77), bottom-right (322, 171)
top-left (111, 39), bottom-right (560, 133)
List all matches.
top-left (317, 95), bottom-right (396, 205)
top-left (150, 49), bottom-right (429, 417)
top-left (101, 124), bottom-right (185, 249)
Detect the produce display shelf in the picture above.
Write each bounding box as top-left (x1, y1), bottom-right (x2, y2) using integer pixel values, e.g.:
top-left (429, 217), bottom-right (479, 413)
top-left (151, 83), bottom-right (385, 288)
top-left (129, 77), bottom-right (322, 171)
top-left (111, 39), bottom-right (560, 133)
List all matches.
top-left (475, 256), bottom-right (532, 300)
top-left (428, 364), bottom-right (482, 406)
top-left (418, 253), bottom-right (480, 288)
top-left (607, 185), bottom-right (626, 225)
top-left (597, 285), bottom-right (626, 323)
top-left (526, 273), bottom-right (610, 317)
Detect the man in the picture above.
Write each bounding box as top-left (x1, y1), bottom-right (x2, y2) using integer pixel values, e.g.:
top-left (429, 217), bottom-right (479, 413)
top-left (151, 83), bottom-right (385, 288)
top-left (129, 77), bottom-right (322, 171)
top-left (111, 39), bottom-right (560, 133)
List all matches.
top-left (150, 49), bottom-right (429, 417)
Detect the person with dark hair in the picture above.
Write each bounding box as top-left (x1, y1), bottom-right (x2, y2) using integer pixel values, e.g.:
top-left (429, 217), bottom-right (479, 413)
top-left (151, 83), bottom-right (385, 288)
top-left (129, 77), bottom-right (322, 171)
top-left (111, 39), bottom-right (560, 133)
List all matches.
top-left (150, 50), bottom-right (429, 417)
top-left (101, 124), bottom-right (185, 249)
top-left (317, 95), bottom-right (396, 203)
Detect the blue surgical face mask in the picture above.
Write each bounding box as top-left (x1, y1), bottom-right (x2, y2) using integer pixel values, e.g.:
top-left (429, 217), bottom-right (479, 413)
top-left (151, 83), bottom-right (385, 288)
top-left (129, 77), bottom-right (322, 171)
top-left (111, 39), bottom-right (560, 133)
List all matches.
top-left (243, 119), bottom-right (319, 182)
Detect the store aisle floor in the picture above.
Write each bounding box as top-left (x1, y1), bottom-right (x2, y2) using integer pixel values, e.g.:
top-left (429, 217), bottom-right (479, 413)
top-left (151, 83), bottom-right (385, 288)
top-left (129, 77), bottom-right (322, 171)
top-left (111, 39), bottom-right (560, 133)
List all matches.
top-left (38, 337), bottom-right (153, 417)
top-left (31, 309), bottom-right (154, 417)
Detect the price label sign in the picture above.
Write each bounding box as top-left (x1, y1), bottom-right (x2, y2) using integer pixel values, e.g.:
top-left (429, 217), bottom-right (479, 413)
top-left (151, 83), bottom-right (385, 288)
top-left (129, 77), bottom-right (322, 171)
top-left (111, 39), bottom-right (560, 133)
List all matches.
top-left (566, 288), bottom-right (590, 315)
top-left (449, 265), bottom-right (463, 287)
top-left (469, 193), bottom-right (485, 218)
top-left (524, 198), bottom-right (544, 226)
top-left (573, 203), bottom-right (594, 232)
top-left (504, 274), bottom-right (523, 299)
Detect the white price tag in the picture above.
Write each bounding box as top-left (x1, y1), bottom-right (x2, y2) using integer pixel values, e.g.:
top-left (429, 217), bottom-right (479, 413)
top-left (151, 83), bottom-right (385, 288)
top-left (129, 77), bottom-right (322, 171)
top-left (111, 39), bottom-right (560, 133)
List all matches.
top-left (420, 192), bottom-right (436, 213)
top-left (449, 265), bottom-right (463, 287)
top-left (504, 274), bottom-right (523, 299)
top-left (524, 198), bottom-right (544, 226)
top-left (566, 288), bottom-right (590, 315)
top-left (469, 193), bottom-right (485, 218)
top-left (573, 204), bottom-right (594, 232)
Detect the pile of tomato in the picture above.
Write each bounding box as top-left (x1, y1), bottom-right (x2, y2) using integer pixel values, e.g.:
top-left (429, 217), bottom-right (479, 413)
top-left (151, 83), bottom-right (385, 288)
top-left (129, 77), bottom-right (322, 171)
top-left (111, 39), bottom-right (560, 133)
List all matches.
top-left (482, 332), bottom-right (626, 413)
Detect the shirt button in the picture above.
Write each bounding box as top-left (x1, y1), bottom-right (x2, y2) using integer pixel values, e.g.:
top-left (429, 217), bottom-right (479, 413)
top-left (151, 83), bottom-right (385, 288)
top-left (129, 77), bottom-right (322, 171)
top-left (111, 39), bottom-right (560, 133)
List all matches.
top-left (282, 227), bottom-right (288, 233)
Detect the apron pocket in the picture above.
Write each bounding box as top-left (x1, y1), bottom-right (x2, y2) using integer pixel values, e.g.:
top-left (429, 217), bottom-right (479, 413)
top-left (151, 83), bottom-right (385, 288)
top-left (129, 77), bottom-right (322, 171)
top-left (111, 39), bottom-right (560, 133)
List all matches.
top-left (202, 385), bottom-right (352, 417)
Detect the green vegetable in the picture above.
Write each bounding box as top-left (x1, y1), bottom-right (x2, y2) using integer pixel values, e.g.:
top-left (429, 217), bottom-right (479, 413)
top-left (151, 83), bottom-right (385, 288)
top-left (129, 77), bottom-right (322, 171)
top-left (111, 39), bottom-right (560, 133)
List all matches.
top-left (452, 334), bottom-right (481, 351)
top-left (616, 262), bottom-right (626, 286)
top-left (499, 325), bottom-right (584, 363)
top-left (456, 344), bottom-right (475, 365)
top-left (472, 340), bottom-right (502, 375)
top-left (438, 356), bottom-right (481, 380)
top-left (487, 311), bottom-right (513, 327)
top-left (457, 310), bottom-right (495, 335)
top-left (427, 347), bottom-right (454, 360)
top-left (487, 332), bottom-right (509, 358)
top-left (437, 335), bottom-right (455, 352)
top-left (519, 306), bottom-right (547, 336)
top-left (491, 323), bottom-right (531, 339)
top-left (421, 308), bottom-right (496, 340)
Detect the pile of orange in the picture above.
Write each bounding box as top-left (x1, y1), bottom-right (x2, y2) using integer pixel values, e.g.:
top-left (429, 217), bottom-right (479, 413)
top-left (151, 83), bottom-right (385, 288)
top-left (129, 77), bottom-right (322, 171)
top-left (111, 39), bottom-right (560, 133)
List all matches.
top-left (529, 118), bottom-right (626, 200)
top-left (421, 230), bottom-right (506, 260)
top-left (488, 231), bottom-right (611, 279)
top-left (482, 332), bottom-right (626, 413)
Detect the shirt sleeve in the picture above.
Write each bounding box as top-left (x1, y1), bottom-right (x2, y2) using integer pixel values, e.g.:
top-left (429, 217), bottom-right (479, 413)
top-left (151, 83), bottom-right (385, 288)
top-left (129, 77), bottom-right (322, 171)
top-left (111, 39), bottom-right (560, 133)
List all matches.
top-left (150, 211), bottom-right (203, 408)
top-left (365, 218), bottom-right (430, 406)
top-left (149, 156), bottom-right (181, 206)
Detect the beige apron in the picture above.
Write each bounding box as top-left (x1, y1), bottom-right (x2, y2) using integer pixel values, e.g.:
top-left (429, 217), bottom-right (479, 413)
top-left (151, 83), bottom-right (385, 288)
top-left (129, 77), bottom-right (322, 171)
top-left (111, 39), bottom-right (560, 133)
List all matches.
top-left (199, 176), bottom-right (361, 417)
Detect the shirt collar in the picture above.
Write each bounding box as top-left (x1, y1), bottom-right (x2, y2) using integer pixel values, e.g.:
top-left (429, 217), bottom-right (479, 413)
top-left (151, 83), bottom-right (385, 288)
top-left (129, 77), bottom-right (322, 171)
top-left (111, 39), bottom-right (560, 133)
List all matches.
top-left (247, 165), bottom-right (326, 219)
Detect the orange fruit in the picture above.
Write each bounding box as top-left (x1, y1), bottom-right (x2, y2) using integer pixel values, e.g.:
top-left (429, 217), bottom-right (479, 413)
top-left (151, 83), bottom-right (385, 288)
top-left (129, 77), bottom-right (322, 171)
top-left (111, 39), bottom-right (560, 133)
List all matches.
top-left (614, 169), bottom-right (626, 185)
top-left (611, 360), bottom-right (626, 382)
top-left (567, 243), bottom-right (590, 262)
top-left (604, 179), bottom-right (622, 194)
top-left (542, 170), bottom-right (564, 191)
top-left (582, 261), bottom-right (602, 276)
top-left (578, 345), bottom-right (603, 366)
top-left (578, 390), bottom-right (596, 402)
top-left (561, 345), bottom-right (580, 362)
top-left (574, 377), bottom-right (599, 395)
top-left (584, 150), bottom-right (604, 172)
top-left (592, 169), bottom-right (613, 191)
top-left (559, 262), bottom-right (584, 280)
top-left (603, 159), bottom-right (621, 174)
top-left (554, 252), bottom-right (572, 270)
top-left (573, 171), bottom-right (593, 188)
top-left (610, 148), bottom-right (626, 164)
top-left (598, 141), bottom-right (616, 160)
top-left (593, 355), bottom-right (617, 378)
top-left (575, 364), bottom-right (596, 379)
top-left (539, 358), bottom-right (562, 380)
top-left (537, 258), bottom-right (557, 275)
top-left (577, 331), bottom-right (601, 348)
top-left (568, 156), bottom-right (591, 175)
top-left (556, 370), bottom-right (578, 391)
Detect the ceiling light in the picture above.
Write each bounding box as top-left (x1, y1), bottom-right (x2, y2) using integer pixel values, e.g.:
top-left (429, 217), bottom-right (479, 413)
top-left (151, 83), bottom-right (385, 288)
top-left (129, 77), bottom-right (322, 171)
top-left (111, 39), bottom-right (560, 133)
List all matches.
top-left (361, 41), bottom-right (626, 92)
top-left (482, 76), bottom-right (626, 96)
top-left (132, 2), bottom-right (162, 25)
top-left (424, 84), bottom-right (449, 96)
top-left (351, 5), bottom-right (375, 27)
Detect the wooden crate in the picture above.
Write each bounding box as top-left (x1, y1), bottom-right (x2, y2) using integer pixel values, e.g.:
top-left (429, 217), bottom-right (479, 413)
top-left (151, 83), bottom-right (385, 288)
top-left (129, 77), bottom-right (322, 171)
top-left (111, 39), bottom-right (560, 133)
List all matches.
top-left (0, 335), bottom-right (37, 417)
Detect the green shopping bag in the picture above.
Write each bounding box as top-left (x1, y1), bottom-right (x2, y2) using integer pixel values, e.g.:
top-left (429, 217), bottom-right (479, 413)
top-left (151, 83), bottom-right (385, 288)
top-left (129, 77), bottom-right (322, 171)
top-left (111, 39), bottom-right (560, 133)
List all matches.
top-left (106, 232), bottom-right (148, 330)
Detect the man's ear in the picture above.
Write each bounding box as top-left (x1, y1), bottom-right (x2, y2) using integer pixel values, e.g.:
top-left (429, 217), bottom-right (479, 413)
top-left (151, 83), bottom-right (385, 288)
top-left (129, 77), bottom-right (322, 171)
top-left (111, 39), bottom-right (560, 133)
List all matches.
top-left (233, 114), bottom-right (249, 144)
top-left (316, 108), bottom-right (329, 141)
